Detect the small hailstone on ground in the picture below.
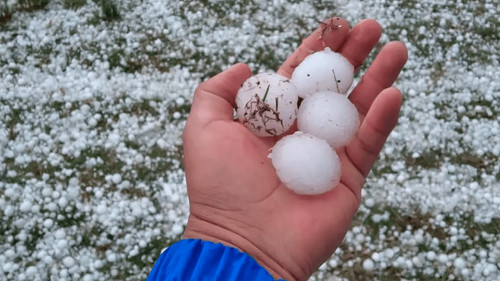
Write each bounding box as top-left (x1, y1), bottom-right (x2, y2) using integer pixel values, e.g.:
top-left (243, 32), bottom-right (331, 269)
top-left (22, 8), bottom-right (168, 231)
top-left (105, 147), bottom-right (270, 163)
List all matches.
top-left (19, 200), bottom-right (32, 213)
top-left (172, 224), bottom-right (184, 236)
top-left (235, 72), bottom-right (298, 137)
top-left (362, 258), bottom-right (375, 271)
top-left (297, 91), bottom-right (359, 149)
top-left (438, 253), bottom-right (449, 264)
top-left (111, 173), bottom-right (122, 184)
top-left (25, 266), bottom-right (37, 277)
top-left (364, 197), bottom-right (375, 208)
top-left (268, 131), bottom-right (341, 195)
top-left (453, 257), bottom-right (466, 269)
top-left (63, 256), bottom-right (75, 268)
top-left (291, 47), bottom-right (354, 97)
top-left (172, 111), bottom-right (181, 119)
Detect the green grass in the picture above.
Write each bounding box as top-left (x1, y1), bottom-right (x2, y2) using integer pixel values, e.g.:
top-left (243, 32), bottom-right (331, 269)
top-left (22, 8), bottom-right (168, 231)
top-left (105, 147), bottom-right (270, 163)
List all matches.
top-left (64, 0), bottom-right (86, 9)
top-left (0, 0), bottom-right (13, 23)
top-left (0, 0), bottom-right (120, 24)
top-left (17, 0), bottom-right (50, 11)
top-left (99, 0), bottom-right (120, 21)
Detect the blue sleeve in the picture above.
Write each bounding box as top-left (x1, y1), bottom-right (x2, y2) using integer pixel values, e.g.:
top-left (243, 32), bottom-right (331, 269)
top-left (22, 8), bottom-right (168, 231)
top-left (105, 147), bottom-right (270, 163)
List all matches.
top-left (146, 239), bottom-right (286, 281)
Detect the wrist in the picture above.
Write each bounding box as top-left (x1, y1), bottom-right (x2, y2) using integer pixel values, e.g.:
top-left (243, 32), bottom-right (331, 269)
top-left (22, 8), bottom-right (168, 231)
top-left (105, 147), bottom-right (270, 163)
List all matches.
top-left (183, 213), bottom-right (298, 281)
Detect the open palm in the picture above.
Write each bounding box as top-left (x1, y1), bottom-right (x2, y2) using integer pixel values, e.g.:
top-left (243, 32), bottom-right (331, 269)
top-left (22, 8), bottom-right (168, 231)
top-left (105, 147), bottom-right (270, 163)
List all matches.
top-left (182, 18), bottom-right (408, 281)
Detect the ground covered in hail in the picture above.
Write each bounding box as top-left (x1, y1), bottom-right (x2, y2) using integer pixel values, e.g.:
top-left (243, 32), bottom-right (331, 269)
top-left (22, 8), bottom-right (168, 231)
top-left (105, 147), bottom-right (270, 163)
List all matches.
top-left (0, 0), bottom-right (499, 280)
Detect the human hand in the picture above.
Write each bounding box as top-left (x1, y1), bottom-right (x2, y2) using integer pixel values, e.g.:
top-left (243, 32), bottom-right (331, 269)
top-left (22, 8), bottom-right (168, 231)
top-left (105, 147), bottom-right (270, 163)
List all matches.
top-left (182, 17), bottom-right (408, 281)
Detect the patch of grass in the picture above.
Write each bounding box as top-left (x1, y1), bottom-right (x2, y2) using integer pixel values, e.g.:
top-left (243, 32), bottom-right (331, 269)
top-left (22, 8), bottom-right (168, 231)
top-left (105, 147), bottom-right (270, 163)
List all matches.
top-left (8, 66), bottom-right (21, 74)
top-left (56, 206), bottom-right (87, 228)
top-left (476, 25), bottom-right (499, 40)
top-left (371, 161), bottom-right (396, 177)
top-left (64, 0), bottom-right (86, 10)
top-left (21, 226), bottom-right (45, 258)
top-left (0, 0), bottom-right (13, 23)
top-left (167, 102), bottom-right (191, 122)
top-left (254, 46), bottom-right (283, 72)
top-left (404, 146), bottom-right (498, 178)
top-left (459, 101), bottom-right (496, 121)
top-left (17, 0), bottom-right (51, 11)
top-left (77, 147), bottom-right (126, 185)
top-left (99, 0), bottom-right (120, 21)
top-left (79, 225), bottom-right (104, 248)
top-left (310, 0), bottom-right (337, 12)
top-left (360, 205), bottom-right (447, 242)
top-left (182, 0), bottom-right (259, 25)
top-left (6, 105), bottom-right (23, 141)
top-left (108, 49), bottom-right (124, 69)
top-left (24, 43), bottom-right (55, 68)
top-left (132, 144), bottom-right (184, 185)
top-left (87, 10), bottom-right (101, 25)
top-left (445, 214), bottom-right (500, 252)
top-left (0, 216), bottom-right (16, 245)
top-left (129, 100), bottom-right (160, 116)
top-left (107, 48), bottom-right (144, 73)
top-left (449, 151), bottom-right (498, 171)
top-left (86, 0), bottom-right (121, 25)
top-left (405, 149), bottom-right (443, 169)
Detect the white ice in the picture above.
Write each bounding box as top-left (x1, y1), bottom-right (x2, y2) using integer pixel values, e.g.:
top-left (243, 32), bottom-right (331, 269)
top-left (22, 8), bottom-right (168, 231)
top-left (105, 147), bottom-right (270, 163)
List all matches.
top-left (291, 47), bottom-right (354, 98)
top-left (269, 132), bottom-right (341, 195)
top-left (297, 91), bottom-right (359, 149)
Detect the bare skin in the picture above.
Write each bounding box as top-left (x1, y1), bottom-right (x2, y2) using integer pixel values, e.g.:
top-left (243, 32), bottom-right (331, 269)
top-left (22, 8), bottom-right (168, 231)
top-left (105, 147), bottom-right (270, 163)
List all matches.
top-left (182, 17), bottom-right (408, 281)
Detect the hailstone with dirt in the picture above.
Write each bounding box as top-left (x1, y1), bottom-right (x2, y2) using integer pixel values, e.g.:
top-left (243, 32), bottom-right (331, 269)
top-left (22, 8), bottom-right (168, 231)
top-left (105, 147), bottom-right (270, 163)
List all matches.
top-left (235, 72), bottom-right (299, 137)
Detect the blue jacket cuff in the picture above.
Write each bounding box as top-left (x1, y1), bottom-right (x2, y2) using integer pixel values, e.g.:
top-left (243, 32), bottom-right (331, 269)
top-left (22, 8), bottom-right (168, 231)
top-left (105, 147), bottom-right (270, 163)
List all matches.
top-left (146, 239), bottom-right (286, 281)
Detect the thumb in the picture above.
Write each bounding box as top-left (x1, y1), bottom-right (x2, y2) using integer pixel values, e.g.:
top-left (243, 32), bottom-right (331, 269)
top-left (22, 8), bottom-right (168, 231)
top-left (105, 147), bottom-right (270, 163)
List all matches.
top-left (189, 63), bottom-right (253, 128)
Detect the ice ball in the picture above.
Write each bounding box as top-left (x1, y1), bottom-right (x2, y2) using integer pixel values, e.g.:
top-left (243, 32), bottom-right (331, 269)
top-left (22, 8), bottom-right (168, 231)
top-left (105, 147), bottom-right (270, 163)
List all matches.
top-left (236, 72), bottom-right (298, 137)
top-left (297, 91), bottom-right (359, 149)
top-left (291, 47), bottom-right (354, 97)
top-left (269, 131), bottom-right (341, 195)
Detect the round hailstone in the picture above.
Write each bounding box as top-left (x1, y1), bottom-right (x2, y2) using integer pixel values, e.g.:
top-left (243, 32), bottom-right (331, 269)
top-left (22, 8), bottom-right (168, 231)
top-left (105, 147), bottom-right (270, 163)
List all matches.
top-left (297, 91), bottom-right (359, 149)
top-left (236, 72), bottom-right (298, 137)
top-left (269, 132), bottom-right (341, 195)
top-left (291, 47), bottom-right (354, 97)
top-left (362, 258), bottom-right (375, 271)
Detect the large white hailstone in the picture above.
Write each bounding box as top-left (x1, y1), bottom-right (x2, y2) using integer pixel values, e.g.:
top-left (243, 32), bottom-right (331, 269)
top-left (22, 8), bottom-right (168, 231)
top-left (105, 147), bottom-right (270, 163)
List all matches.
top-left (297, 91), bottom-right (359, 149)
top-left (291, 47), bottom-right (354, 97)
top-left (236, 72), bottom-right (298, 137)
top-left (269, 132), bottom-right (341, 195)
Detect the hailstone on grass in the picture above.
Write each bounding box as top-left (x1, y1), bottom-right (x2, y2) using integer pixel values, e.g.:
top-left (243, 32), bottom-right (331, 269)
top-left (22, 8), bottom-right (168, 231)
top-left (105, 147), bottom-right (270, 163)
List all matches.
top-left (291, 47), bottom-right (354, 97)
top-left (269, 132), bottom-right (341, 195)
top-left (297, 91), bottom-right (359, 149)
top-left (236, 72), bottom-right (299, 137)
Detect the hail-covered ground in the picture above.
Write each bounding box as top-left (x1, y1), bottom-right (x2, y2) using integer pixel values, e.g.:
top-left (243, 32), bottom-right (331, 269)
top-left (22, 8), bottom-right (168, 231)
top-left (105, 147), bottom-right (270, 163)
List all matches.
top-left (0, 0), bottom-right (498, 280)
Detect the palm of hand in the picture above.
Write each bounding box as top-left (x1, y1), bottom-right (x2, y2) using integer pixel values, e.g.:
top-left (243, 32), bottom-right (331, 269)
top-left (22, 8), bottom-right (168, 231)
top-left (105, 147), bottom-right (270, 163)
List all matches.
top-left (184, 99), bottom-right (364, 280)
top-left (183, 18), bottom-right (407, 281)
